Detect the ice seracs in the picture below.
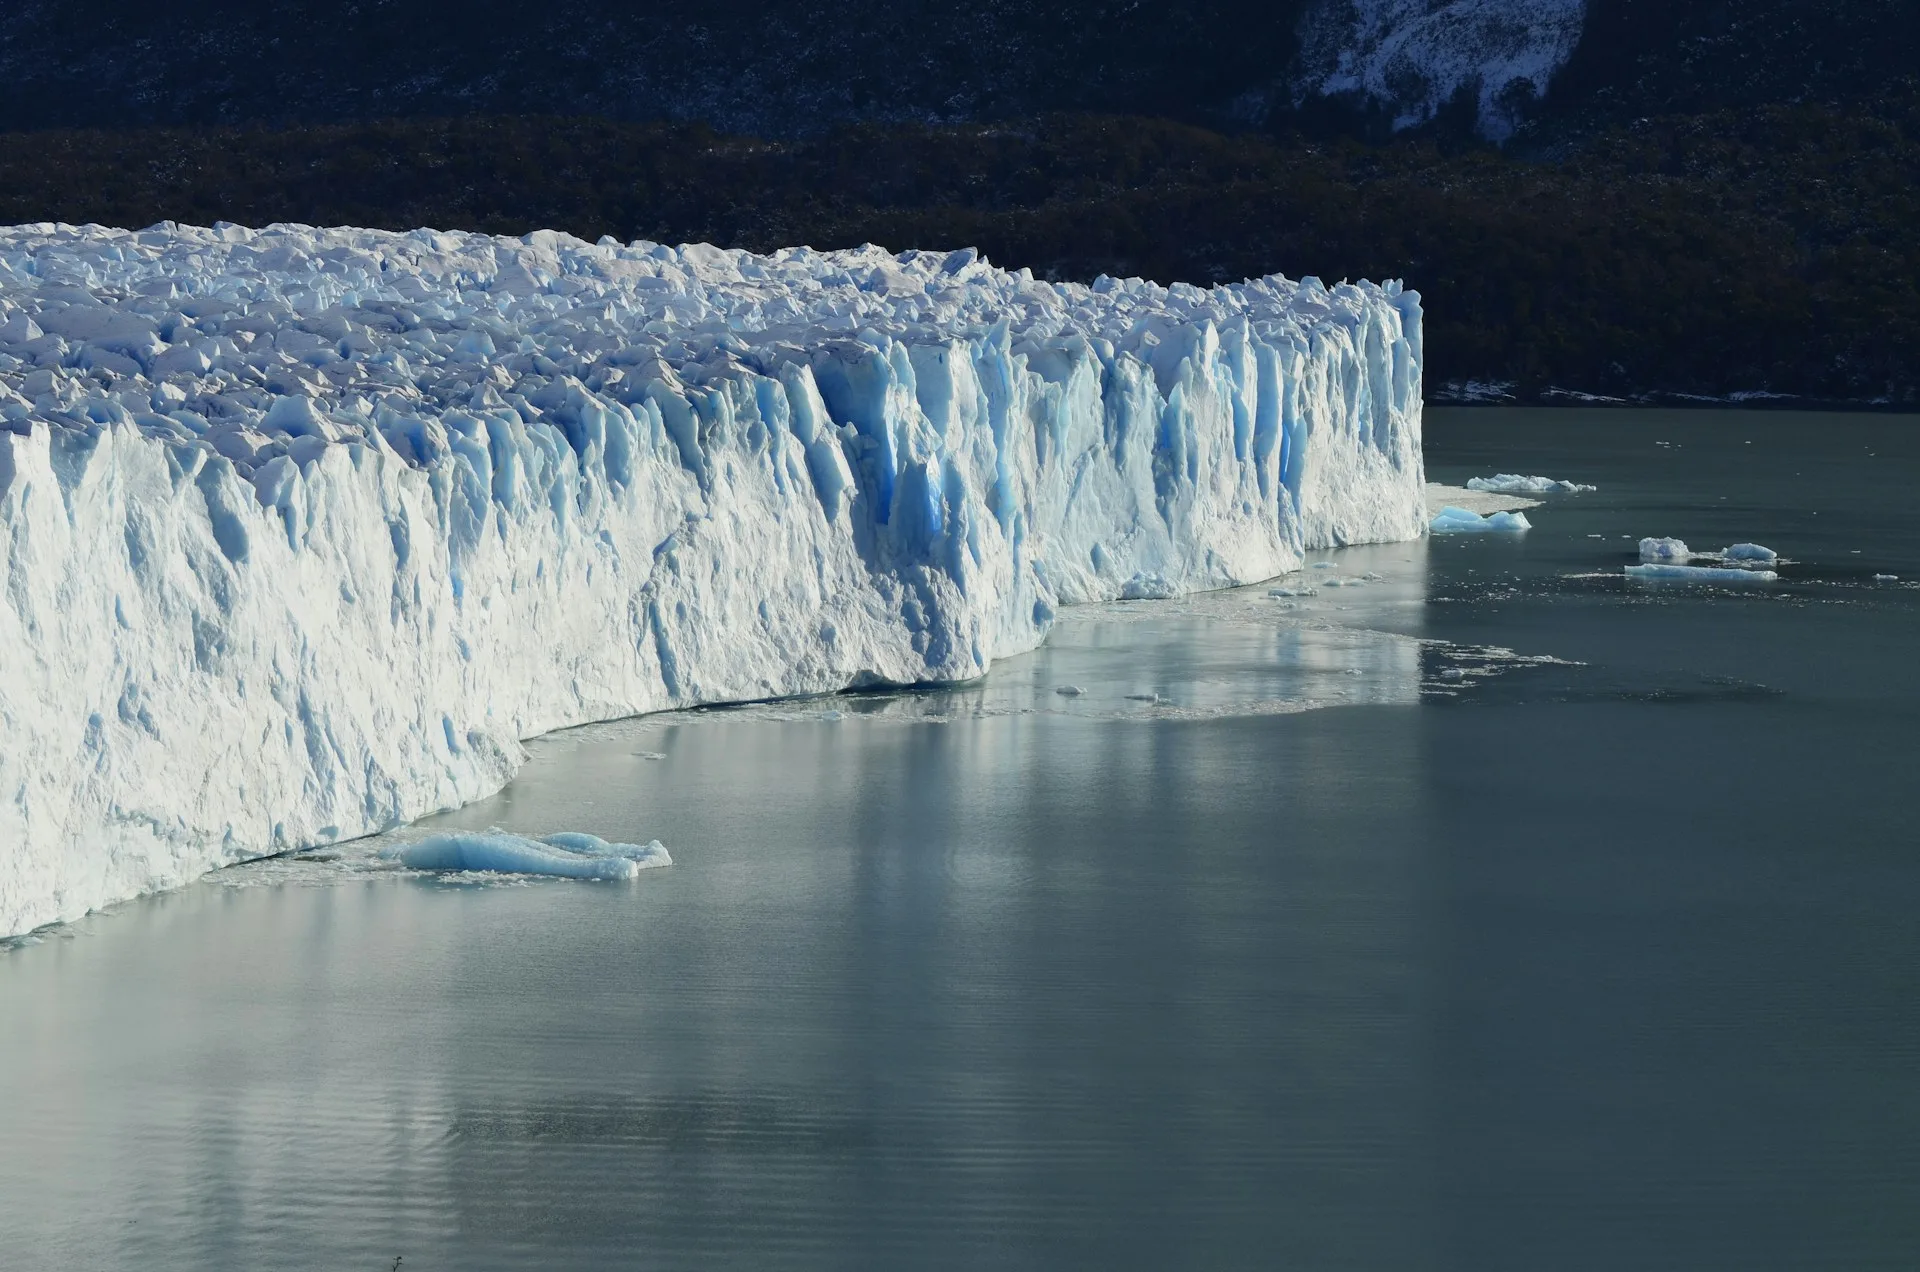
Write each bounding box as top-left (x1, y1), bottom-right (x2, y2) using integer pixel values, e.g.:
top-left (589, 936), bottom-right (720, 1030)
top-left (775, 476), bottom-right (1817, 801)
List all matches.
top-left (0, 221), bottom-right (1427, 936)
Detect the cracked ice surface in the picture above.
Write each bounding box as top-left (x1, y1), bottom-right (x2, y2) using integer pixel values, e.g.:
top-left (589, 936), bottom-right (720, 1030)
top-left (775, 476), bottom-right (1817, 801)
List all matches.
top-left (0, 222), bottom-right (1426, 934)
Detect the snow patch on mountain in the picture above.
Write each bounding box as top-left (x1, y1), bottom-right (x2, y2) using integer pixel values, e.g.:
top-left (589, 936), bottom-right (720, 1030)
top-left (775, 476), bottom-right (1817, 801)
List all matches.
top-left (1295, 0), bottom-right (1588, 140)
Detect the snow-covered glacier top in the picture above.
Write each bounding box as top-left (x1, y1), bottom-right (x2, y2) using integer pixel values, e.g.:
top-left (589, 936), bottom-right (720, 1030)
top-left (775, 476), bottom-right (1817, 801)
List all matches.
top-left (0, 220), bottom-right (1397, 468)
top-left (0, 222), bottom-right (1425, 937)
top-left (1295, 0), bottom-right (1587, 141)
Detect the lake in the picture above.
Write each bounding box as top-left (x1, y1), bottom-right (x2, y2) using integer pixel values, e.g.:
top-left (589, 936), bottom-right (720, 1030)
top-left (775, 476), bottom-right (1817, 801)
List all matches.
top-left (3, 408), bottom-right (1917, 1270)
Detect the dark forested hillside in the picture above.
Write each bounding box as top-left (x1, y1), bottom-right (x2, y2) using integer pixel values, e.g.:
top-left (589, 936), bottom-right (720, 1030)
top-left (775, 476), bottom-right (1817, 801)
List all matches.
top-left (0, 2), bottom-right (1911, 140)
top-left (0, 1), bottom-right (1313, 136)
top-left (5, 95), bottom-right (1916, 405)
top-left (1546, 0), bottom-right (1914, 125)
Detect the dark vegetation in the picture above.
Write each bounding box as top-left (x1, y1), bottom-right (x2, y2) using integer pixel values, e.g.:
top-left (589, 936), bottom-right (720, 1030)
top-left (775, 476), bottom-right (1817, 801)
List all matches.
top-left (0, 0), bottom-right (1316, 135)
top-left (4, 93), bottom-right (1917, 404)
top-left (1, 0), bottom-right (1906, 138)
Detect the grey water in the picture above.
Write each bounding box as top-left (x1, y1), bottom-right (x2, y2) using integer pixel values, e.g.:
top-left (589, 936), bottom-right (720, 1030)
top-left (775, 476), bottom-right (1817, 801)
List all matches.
top-left (3, 408), bottom-right (1918, 1271)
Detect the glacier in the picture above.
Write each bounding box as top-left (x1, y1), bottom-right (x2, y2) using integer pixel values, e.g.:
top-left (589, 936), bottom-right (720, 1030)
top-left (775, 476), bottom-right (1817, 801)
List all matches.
top-left (0, 221), bottom-right (1426, 937)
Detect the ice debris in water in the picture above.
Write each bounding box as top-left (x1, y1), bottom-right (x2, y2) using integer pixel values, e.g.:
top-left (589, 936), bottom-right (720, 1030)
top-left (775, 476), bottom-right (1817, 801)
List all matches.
top-left (1642, 538), bottom-right (1782, 569)
top-left (1430, 505), bottom-right (1531, 534)
top-left (1723, 543), bottom-right (1777, 564)
top-left (1625, 563), bottom-right (1777, 584)
top-left (1055, 685), bottom-right (1086, 697)
top-left (1639, 537), bottom-right (1692, 562)
top-left (1875, 574), bottom-right (1900, 582)
top-left (1466, 474), bottom-right (1595, 494)
top-left (0, 221), bottom-right (1427, 938)
top-left (383, 830), bottom-right (671, 879)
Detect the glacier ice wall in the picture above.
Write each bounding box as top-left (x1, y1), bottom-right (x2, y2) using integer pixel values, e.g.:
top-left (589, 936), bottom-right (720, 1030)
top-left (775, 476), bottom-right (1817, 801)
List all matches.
top-left (0, 222), bottom-right (1425, 936)
top-left (1295, 0), bottom-right (1587, 141)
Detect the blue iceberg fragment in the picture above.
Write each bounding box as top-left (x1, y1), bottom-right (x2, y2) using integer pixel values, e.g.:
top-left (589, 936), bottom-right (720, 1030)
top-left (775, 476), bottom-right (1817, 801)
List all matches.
top-left (383, 829), bottom-right (672, 879)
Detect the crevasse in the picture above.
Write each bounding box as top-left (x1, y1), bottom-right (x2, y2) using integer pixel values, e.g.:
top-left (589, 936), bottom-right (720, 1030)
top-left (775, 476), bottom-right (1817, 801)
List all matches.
top-left (0, 223), bottom-right (1426, 936)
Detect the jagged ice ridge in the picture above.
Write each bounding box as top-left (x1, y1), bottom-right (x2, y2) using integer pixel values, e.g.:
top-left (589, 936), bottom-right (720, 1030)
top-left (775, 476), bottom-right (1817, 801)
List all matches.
top-left (0, 222), bottom-right (1426, 936)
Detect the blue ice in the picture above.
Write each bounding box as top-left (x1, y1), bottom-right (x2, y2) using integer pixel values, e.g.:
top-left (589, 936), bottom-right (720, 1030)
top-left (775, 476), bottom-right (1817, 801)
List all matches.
top-left (383, 830), bottom-right (672, 879)
top-left (1723, 543), bottom-right (1778, 563)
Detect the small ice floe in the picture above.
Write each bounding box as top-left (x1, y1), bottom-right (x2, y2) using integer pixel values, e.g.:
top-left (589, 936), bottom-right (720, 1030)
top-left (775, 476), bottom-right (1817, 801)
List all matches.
top-left (1722, 543), bottom-right (1778, 564)
top-left (1467, 474), bottom-right (1597, 494)
top-left (1439, 668), bottom-right (1465, 680)
top-left (1875, 574), bottom-right (1901, 582)
top-left (383, 830), bottom-right (671, 879)
top-left (1625, 563), bottom-right (1777, 584)
top-left (1125, 692), bottom-right (1161, 703)
top-left (820, 709), bottom-right (846, 721)
top-left (1055, 685), bottom-right (1086, 697)
top-left (1312, 562), bottom-right (1337, 569)
top-left (1639, 537), bottom-right (1692, 562)
top-left (1268, 585), bottom-right (1318, 597)
top-left (1430, 506), bottom-right (1531, 534)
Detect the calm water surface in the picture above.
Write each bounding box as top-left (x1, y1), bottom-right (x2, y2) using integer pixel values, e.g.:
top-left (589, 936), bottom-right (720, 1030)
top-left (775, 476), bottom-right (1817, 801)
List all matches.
top-left (3, 409), bottom-right (1918, 1270)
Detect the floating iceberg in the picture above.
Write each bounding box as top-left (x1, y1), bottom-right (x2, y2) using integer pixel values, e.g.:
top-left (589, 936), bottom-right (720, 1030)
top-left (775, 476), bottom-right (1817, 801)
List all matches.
top-left (1430, 505), bottom-right (1531, 534)
top-left (1625, 563), bottom-right (1777, 584)
top-left (1722, 543), bottom-right (1778, 564)
top-left (1640, 538), bottom-right (1782, 569)
top-left (1466, 473), bottom-right (1595, 494)
top-left (0, 222), bottom-right (1426, 935)
top-left (382, 830), bottom-right (670, 879)
top-left (1639, 537), bottom-right (1692, 562)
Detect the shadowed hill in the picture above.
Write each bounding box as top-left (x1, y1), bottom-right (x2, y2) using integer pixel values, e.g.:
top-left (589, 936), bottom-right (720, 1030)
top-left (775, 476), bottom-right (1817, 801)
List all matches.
top-left (0, 2), bottom-right (1911, 143)
top-left (4, 102), bottom-right (1916, 404)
